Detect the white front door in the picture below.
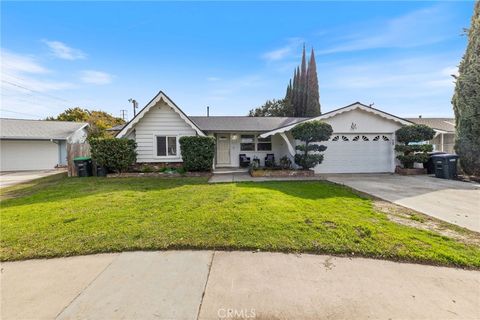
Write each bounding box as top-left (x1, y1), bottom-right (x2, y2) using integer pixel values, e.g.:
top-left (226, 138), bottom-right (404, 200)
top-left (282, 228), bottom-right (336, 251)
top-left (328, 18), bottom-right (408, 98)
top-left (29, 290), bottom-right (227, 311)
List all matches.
top-left (216, 134), bottom-right (231, 165)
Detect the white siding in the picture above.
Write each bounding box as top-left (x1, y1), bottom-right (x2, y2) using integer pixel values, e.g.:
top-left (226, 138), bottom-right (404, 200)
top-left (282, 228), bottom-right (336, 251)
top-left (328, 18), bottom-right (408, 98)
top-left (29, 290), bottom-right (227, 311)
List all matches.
top-left (0, 140), bottom-right (59, 171)
top-left (134, 100), bottom-right (197, 162)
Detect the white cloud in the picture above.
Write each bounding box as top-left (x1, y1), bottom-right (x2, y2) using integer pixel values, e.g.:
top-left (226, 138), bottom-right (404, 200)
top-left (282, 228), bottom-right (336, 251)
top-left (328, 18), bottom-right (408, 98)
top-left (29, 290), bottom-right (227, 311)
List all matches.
top-left (262, 38), bottom-right (303, 61)
top-left (80, 70), bottom-right (113, 85)
top-left (1, 49), bottom-right (49, 74)
top-left (207, 76), bottom-right (220, 81)
top-left (42, 40), bottom-right (86, 60)
top-left (318, 5), bottom-right (452, 54)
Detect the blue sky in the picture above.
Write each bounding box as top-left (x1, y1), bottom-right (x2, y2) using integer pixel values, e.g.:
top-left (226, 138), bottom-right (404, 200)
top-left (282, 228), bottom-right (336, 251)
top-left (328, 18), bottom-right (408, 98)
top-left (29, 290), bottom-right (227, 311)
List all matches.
top-left (0, 1), bottom-right (474, 120)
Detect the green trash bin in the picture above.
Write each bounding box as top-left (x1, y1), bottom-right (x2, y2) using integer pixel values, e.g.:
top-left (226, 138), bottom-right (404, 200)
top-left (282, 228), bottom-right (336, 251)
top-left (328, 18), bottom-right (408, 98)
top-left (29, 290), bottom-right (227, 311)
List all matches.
top-left (73, 157), bottom-right (93, 177)
top-left (432, 154), bottom-right (459, 179)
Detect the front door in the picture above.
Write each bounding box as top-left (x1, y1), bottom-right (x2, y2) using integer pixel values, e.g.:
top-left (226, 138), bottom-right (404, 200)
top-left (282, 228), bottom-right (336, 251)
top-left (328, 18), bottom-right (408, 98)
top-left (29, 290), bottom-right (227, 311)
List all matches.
top-left (216, 134), bottom-right (231, 165)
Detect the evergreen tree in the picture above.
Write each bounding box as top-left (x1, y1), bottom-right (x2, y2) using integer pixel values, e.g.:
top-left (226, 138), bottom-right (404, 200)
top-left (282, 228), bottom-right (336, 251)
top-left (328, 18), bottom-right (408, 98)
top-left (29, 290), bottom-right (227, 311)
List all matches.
top-left (299, 45), bottom-right (308, 116)
top-left (305, 48), bottom-right (321, 116)
top-left (452, 1), bottom-right (480, 175)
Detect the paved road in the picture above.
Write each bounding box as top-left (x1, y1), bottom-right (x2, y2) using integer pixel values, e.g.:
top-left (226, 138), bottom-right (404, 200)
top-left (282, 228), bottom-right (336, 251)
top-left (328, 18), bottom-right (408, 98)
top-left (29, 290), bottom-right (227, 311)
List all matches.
top-left (326, 174), bottom-right (480, 232)
top-left (2, 251), bottom-right (479, 319)
top-left (0, 170), bottom-right (65, 188)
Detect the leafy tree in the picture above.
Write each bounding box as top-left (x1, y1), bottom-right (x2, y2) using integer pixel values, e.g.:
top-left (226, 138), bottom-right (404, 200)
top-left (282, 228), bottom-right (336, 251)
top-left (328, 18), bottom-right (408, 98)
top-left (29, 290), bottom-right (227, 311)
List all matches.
top-left (248, 99), bottom-right (292, 117)
top-left (452, 1), bottom-right (480, 175)
top-left (291, 120), bottom-right (333, 170)
top-left (47, 107), bottom-right (125, 138)
top-left (394, 125), bottom-right (435, 169)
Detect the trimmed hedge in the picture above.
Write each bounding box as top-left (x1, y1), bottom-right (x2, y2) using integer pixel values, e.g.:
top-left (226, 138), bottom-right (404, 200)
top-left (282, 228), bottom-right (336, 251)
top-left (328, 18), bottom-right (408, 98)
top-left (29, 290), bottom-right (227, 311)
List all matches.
top-left (179, 136), bottom-right (215, 171)
top-left (90, 138), bottom-right (137, 173)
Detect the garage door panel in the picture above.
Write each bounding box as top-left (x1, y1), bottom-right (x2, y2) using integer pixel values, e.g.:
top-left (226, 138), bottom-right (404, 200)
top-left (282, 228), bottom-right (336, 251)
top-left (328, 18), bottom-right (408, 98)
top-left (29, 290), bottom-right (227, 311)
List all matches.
top-left (314, 134), bottom-right (393, 173)
top-left (0, 140), bottom-right (59, 171)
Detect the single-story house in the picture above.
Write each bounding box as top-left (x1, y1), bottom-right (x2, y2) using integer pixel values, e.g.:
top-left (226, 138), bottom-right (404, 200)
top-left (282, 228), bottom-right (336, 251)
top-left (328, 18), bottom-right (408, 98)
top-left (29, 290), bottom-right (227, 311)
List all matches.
top-left (0, 118), bottom-right (89, 171)
top-left (117, 91), bottom-right (417, 174)
top-left (405, 117), bottom-right (455, 153)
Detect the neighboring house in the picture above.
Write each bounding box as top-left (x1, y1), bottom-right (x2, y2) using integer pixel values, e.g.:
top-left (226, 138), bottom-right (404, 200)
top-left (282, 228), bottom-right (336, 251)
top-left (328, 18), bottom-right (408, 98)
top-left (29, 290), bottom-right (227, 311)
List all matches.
top-left (117, 91), bottom-right (414, 174)
top-left (0, 118), bottom-right (89, 171)
top-left (405, 117), bottom-right (456, 153)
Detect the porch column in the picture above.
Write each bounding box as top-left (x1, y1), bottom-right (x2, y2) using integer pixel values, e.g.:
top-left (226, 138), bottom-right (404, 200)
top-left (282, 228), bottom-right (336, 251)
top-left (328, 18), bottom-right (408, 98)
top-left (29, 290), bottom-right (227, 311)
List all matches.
top-left (440, 133), bottom-right (444, 152)
top-left (280, 132), bottom-right (295, 156)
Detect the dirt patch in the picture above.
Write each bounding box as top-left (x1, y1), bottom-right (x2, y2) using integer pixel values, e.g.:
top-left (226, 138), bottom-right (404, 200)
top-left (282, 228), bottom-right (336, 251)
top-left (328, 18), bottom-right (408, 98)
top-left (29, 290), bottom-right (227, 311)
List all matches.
top-left (374, 200), bottom-right (480, 246)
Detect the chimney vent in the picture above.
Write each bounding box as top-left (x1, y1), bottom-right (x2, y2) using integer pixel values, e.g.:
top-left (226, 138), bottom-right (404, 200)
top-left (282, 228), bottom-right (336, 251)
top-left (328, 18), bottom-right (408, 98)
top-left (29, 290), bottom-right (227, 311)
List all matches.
top-left (419, 115), bottom-right (422, 118)
top-left (207, 106), bottom-right (210, 117)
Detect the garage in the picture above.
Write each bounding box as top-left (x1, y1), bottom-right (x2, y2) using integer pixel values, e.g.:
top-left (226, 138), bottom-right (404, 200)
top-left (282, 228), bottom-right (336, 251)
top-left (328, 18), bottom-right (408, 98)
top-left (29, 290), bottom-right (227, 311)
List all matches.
top-left (0, 119), bottom-right (89, 172)
top-left (314, 133), bottom-right (394, 173)
top-left (259, 102), bottom-right (412, 173)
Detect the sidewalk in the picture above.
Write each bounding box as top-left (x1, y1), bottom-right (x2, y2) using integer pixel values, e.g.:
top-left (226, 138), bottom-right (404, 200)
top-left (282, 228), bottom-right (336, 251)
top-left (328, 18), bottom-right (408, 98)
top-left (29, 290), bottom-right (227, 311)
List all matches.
top-left (2, 251), bottom-right (479, 320)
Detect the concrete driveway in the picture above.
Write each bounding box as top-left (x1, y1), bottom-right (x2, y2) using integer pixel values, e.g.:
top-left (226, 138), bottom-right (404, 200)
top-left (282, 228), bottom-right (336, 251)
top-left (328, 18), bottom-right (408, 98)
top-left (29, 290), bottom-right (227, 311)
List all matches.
top-left (2, 251), bottom-right (479, 320)
top-left (326, 174), bottom-right (480, 232)
top-left (0, 169), bottom-right (65, 188)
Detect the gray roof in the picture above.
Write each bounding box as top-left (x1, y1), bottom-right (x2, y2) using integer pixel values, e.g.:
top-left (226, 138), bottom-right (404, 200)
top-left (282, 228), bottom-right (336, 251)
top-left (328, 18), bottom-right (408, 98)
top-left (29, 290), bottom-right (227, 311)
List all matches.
top-left (189, 116), bottom-right (309, 132)
top-left (0, 118), bottom-right (88, 140)
top-left (405, 117), bottom-right (455, 133)
top-left (106, 124), bottom-right (126, 131)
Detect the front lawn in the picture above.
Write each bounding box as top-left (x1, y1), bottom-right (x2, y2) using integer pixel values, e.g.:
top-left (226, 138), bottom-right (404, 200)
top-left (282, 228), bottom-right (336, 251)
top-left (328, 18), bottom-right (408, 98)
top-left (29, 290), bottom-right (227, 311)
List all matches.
top-left (1, 174), bottom-right (479, 268)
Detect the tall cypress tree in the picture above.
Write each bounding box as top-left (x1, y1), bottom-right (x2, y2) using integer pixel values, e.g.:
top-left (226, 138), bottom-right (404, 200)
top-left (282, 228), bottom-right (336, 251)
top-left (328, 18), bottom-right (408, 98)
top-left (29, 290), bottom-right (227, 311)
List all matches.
top-left (452, 1), bottom-right (480, 175)
top-left (305, 48), bottom-right (321, 116)
top-left (299, 45), bottom-right (308, 116)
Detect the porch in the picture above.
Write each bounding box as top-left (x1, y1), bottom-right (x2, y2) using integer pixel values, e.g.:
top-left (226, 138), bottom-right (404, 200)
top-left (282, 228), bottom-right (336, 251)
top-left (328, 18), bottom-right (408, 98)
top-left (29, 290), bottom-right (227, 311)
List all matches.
top-left (212, 132), bottom-right (294, 169)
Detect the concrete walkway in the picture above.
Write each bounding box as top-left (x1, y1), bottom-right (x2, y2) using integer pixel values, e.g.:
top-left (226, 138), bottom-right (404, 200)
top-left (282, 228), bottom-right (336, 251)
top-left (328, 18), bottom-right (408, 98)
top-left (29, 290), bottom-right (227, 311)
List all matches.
top-left (326, 174), bottom-right (480, 232)
top-left (2, 251), bottom-right (479, 320)
top-left (0, 169), bottom-right (65, 188)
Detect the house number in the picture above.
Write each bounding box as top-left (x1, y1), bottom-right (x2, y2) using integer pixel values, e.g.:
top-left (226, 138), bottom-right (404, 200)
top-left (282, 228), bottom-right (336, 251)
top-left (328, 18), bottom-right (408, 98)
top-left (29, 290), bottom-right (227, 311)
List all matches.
top-left (351, 122), bottom-right (357, 130)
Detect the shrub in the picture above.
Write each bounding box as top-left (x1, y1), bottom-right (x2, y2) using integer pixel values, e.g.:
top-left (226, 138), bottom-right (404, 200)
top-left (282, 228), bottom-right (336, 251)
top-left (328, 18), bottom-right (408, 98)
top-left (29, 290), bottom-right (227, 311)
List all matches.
top-left (279, 156), bottom-right (292, 169)
top-left (179, 136), bottom-right (215, 171)
top-left (90, 138), bottom-right (137, 173)
top-left (394, 125), bottom-right (435, 169)
top-left (291, 121), bottom-right (333, 170)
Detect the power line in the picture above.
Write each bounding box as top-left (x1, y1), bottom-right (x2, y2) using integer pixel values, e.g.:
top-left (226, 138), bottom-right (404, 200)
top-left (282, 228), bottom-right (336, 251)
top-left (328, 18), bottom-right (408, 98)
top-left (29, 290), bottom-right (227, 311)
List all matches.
top-left (0, 109), bottom-right (43, 118)
top-left (1, 79), bottom-right (69, 102)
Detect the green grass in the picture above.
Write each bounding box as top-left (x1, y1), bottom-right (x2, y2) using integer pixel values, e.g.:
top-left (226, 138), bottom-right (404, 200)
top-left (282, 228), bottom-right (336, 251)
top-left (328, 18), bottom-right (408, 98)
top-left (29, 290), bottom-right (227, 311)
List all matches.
top-left (1, 174), bottom-right (480, 268)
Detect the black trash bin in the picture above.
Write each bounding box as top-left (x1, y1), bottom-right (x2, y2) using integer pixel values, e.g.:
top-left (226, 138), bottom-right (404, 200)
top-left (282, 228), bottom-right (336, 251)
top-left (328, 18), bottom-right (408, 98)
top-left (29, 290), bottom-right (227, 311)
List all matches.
top-left (432, 154), bottom-right (459, 179)
top-left (424, 152), bottom-right (447, 174)
top-left (96, 165), bottom-right (107, 177)
top-left (73, 157), bottom-right (93, 177)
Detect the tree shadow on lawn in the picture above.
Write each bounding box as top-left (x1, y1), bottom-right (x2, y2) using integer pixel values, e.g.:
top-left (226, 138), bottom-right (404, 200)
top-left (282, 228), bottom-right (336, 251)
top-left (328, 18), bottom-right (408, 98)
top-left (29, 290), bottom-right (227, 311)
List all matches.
top-left (0, 175), bottom-right (209, 208)
top-left (233, 180), bottom-right (363, 201)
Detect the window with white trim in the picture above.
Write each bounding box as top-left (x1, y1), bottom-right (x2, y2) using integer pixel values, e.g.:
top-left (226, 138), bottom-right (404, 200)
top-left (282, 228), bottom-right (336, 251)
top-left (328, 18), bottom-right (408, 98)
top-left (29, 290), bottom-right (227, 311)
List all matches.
top-left (156, 136), bottom-right (177, 156)
top-left (240, 135), bottom-right (255, 151)
top-left (257, 136), bottom-right (272, 151)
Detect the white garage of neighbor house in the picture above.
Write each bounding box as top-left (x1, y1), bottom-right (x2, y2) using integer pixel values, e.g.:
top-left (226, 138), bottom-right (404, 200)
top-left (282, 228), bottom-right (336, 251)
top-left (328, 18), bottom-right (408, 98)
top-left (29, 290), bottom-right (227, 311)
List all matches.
top-left (117, 91), bottom-right (413, 173)
top-left (0, 118), bottom-right (89, 171)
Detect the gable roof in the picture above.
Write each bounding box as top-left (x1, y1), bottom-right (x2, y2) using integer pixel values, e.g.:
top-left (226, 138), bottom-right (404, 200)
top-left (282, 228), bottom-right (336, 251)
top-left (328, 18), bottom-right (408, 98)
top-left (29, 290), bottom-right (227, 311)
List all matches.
top-left (190, 116), bottom-right (308, 132)
top-left (405, 117), bottom-right (455, 133)
top-left (116, 91), bottom-right (205, 138)
top-left (0, 118), bottom-right (88, 140)
top-left (259, 102), bottom-right (413, 138)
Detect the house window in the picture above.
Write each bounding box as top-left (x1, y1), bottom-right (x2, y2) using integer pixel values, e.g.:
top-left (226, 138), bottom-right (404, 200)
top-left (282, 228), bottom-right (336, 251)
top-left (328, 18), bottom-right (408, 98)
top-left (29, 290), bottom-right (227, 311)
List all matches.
top-left (156, 136), bottom-right (177, 156)
top-left (257, 136), bottom-right (272, 151)
top-left (240, 135), bottom-right (255, 151)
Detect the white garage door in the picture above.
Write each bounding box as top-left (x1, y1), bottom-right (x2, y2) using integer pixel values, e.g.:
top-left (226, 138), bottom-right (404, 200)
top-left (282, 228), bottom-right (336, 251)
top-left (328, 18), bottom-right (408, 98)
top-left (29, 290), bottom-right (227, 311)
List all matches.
top-left (314, 133), bottom-right (393, 173)
top-left (0, 140), bottom-right (60, 171)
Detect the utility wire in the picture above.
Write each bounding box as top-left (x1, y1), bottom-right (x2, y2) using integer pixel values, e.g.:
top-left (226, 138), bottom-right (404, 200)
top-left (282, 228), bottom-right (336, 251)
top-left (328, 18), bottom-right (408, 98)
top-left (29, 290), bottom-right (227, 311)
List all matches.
top-left (1, 79), bottom-right (69, 102)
